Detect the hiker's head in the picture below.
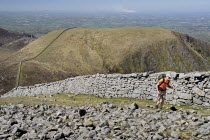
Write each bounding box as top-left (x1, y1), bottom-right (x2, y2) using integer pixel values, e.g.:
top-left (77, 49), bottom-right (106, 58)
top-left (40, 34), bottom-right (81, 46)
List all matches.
top-left (166, 74), bottom-right (172, 80)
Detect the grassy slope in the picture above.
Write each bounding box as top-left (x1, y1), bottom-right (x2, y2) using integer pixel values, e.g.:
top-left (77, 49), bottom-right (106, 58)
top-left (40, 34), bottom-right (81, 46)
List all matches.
top-left (0, 29), bottom-right (66, 93)
top-left (0, 49), bottom-right (13, 61)
top-left (0, 27), bottom-right (210, 93)
top-left (2, 29), bottom-right (66, 66)
top-left (20, 27), bottom-right (176, 85)
top-left (21, 27), bottom-right (210, 85)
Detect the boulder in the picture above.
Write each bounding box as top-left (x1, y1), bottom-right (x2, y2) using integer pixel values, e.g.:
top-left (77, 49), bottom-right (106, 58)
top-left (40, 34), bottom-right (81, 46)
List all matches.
top-left (54, 133), bottom-right (64, 140)
top-left (193, 98), bottom-right (203, 105)
top-left (177, 92), bottom-right (192, 100)
top-left (192, 87), bottom-right (205, 97)
top-left (79, 109), bottom-right (86, 117)
top-left (158, 125), bottom-right (166, 133)
top-left (0, 134), bottom-right (11, 139)
top-left (170, 106), bottom-right (177, 111)
top-left (129, 103), bottom-right (139, 110)
top-left (171, 131), bottom-right (180, 139)
top-left (153, 133), bottom-right (163, 140)
top-left (12, 127), bottom-right (27, 137)
top-left (84, 119), bottom-right (94, 128)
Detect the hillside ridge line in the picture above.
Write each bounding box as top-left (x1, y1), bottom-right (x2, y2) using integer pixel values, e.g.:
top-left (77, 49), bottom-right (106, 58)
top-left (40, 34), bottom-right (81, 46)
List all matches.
top-left (16, 28), bottom-right (76, 87)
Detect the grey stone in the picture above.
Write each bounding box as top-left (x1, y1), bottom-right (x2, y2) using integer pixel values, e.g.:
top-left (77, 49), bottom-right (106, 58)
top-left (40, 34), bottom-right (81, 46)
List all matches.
top-left (0, 134), bottom-right (11, 139)
top-left (192, 117), bottom-right (198, 122)
top-left (87, 130), bottom-right (96, 138)
top-left (187, 84), bottom-right (194, 88)
top-left (205, 94), bottom-right (210, 99)
top-left (84, 119), bottom-right (94, 127)
top-left (7, 119), bottom-right (18, 126)
top-left (46, 131), bottom-right (57, 139)
top-left (171, 131), bottom-right (180, 139)
top-left (12, 128), bottom-right (27, 137)
top-left (54, 133), bottom-right (64, 140)
top-left (191, 131), bottom-right (199, 137)
top-left (153, 134), bottom-right (163, 140)
top-left (177, 92), bottom-right (192, 100)
top-left (158, 125), bottom-right (166, 133)
top-left (193, 98), bottom-right (203, 105)
top-left (206, 116), bottom-right (210, 121)
top-left (99, 120), bottom-right (109, 127)
top-left (7, 136), bottom-right (15, 140)
top-left (192, 87), bottom-right (205, 96)
top-left (102, 127), bottom-right (110, 135)
top-left (129, 103), bottom-right (139, 110)
top-left (113, 130), bottom-right (122, 137)
top-left (177, 99), bottom-right (192, 105)
top-left (95, 126), bottom-right (101, 131)
top-left (133, 88), bottom-right (142, 94)
top-left (198, 128), bottom-right (210, 135)
top-left (191, 121), bottom-right (204, 126)
top-left (108, 104), bottom-right (116, 109)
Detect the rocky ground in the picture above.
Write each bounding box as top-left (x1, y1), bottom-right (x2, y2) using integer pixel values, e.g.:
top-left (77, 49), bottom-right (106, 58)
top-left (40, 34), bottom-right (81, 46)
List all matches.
top-left (1, 102), bottom-right (210, 140)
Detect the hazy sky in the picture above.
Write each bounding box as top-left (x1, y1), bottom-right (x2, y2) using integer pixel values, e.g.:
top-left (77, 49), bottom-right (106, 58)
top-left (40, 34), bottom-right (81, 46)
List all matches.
top-left (0, 0), bottom-right (210, 13)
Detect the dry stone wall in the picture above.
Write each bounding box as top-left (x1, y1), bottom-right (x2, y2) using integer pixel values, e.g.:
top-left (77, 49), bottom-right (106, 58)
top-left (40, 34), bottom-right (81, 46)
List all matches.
top-left (2, 71), bottom-right (210, 106)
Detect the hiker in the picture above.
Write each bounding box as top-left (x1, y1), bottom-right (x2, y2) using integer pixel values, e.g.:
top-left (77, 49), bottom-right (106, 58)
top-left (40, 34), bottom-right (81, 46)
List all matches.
top-left (155, 74), bottom-right (174, 109)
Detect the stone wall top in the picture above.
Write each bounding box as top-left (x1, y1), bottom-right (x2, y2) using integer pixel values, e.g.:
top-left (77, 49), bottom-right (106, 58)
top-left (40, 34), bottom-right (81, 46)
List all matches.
top-left (1, 71), bottom-right (210, 106)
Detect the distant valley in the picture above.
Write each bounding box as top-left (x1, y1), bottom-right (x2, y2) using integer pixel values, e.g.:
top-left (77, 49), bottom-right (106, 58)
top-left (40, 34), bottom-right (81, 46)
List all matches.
top-left (0, 12), bottom-right (210, 42)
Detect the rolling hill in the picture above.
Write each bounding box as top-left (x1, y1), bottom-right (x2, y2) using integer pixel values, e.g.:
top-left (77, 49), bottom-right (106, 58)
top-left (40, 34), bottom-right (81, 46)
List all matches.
top-left (0, 27), bottom-right (210, 95)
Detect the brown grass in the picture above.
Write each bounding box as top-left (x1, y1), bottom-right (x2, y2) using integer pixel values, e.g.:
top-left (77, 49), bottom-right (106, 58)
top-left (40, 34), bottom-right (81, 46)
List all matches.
top-left (0, 49), bottom-right (13, 61)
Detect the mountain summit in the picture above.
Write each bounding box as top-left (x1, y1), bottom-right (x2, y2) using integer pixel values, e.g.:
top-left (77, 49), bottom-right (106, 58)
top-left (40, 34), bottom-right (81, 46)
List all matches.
top-left (0, 27), bottom-right (210, 94)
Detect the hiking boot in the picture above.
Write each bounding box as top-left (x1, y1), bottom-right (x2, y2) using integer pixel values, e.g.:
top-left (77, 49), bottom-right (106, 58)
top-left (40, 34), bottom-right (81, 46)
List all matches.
top-left (155, 105), bottom-right (158, 109)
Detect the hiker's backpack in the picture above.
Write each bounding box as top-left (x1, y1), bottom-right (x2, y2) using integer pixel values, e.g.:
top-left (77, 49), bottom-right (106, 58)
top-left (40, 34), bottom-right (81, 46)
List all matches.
top-left (157, 74), bottom-right (166, 89)
top-left (158, 74), bottom-right (166, 81)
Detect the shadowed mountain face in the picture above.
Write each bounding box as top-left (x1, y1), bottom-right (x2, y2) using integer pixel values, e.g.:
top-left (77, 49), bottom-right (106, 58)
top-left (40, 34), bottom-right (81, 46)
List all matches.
top-left (0, 27), bottom-right (210, 95)
top-left (0, 28), bottom-right (35, 50)
top-left (0, 28), bottom-right (36, 62)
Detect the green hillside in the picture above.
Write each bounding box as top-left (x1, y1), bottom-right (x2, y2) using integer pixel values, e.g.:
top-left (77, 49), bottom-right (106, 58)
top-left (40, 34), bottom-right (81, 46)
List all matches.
top-left (0, 27), bottom-right (210, 94)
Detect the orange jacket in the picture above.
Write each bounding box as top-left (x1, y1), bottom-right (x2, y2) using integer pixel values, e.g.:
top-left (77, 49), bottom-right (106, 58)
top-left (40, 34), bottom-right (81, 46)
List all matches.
top-left (158, 78), bottom-right (170, 90)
